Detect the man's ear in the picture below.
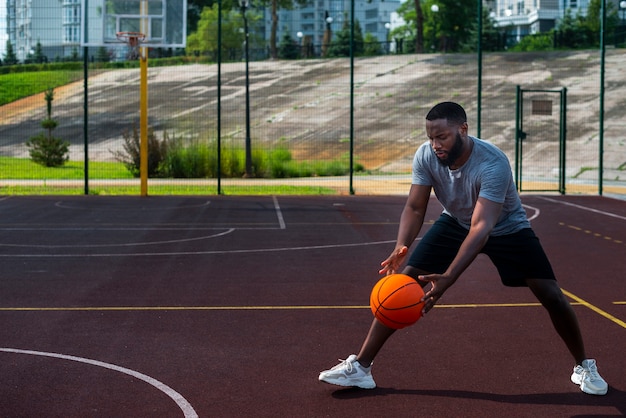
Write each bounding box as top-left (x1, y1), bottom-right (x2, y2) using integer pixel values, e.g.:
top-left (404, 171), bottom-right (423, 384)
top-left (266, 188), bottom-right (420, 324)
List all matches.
top-left (459, 122), bottom-right (469, 135)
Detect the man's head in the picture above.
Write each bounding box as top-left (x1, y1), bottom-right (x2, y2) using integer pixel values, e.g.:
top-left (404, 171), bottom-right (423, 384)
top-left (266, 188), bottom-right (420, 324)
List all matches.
top-left (425, 102), bottom-right (467, 126)
top-left (425, 102), bottom-right (470, 168)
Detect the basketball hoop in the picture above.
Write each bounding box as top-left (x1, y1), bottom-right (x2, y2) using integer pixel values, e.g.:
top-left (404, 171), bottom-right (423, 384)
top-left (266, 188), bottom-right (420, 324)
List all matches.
top-left (116, 31), bottom-right (146, 60)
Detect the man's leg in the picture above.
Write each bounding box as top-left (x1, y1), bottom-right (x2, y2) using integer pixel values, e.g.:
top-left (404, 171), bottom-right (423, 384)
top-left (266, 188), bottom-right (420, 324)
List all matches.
top-left (356, 318), bottom-right (396, 366)
top-left (319, 267), bottom-right (429, 388)
top-left (318, 316), bottom-right (392, 389)
top-left (525, 278), bottom-right (585, 363)
top-left (356, 266), bottom-right (431, 364)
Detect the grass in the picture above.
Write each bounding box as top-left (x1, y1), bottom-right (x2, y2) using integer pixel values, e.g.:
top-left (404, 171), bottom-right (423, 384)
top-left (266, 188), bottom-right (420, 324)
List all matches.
top-left (0, 184), bottom-right (338, 195)
top-left (0, 71), bottom-right (84, 106)
top-left (572, 166), bottom-right (595, 179)
top-left (0, 157), bottom-right (133, 180)
top-left (0, 157), bottom-right (338, 195)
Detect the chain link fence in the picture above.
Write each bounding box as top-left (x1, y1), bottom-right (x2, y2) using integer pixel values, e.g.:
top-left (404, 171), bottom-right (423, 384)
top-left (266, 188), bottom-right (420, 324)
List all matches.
top-left (1, 13), bottom-right (625, 197)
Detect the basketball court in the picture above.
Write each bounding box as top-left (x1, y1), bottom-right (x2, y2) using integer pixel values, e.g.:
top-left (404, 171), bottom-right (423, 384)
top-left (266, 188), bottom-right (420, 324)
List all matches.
top-left (0, 194), bottom-right (624, 416)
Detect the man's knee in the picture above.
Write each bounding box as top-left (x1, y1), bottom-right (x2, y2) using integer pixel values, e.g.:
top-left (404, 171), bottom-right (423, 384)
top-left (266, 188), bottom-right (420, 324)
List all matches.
top-left (526, 279), bottom-right (569, 309)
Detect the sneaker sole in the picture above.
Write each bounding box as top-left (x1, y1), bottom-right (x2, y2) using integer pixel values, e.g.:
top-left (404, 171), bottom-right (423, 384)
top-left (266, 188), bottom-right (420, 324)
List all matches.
top-left (579, 383), bottom-right (608, 396)
top-left (319, 375), bottom-right (376, 389)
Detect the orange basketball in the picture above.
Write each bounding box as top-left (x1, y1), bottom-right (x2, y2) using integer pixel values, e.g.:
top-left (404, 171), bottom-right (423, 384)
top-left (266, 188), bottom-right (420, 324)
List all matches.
top-left (370, 274), bottom-right (425, 329)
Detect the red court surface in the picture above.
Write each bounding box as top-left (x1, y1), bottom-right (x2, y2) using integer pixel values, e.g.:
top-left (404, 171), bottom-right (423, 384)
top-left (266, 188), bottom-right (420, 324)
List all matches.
top-left (0, 194), bottom-right (624, 417)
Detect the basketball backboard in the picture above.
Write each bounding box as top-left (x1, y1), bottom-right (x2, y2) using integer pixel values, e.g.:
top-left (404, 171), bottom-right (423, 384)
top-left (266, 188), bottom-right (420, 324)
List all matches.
top-left (81, 0), bottom-right (187, 48)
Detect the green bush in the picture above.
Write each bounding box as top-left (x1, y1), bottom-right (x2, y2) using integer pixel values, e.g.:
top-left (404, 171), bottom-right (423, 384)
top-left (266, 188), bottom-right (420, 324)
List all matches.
top-left (510, 33), bottom-right (554, 52)
top-left (115, 132), bottom-right (364, 179)
top-left (25, 133), bottom-right (70, 167)
top-left (25, 87), bottom-right (70, 167)
top-left (163, 138), bottom-right (212, 178)
top-left (112, 125), bottom-right (169, 177)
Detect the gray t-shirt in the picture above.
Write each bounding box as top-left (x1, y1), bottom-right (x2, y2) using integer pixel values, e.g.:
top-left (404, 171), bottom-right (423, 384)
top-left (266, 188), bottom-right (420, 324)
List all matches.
top-left (412, 136), bottom-right (530, 236)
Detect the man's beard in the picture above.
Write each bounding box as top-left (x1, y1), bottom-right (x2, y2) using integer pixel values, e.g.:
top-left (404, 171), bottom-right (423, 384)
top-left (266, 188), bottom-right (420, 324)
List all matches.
top-left (435, 133), bottom-right (464, 167)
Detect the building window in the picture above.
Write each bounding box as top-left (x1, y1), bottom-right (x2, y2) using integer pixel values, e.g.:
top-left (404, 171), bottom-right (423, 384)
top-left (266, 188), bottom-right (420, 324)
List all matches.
top-left (365, 8), bottom-right (377, 19)
top-left (365, 22), bottom-right (377, 32)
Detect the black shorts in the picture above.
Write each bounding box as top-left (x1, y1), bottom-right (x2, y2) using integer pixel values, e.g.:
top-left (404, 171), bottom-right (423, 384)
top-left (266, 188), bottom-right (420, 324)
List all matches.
top-left (407, 214), bottom-right (556, 287)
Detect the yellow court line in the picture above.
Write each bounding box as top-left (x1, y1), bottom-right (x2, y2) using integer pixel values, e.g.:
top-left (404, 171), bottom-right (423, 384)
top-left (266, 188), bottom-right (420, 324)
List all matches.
top-left (561, 289), bottom-right (626, 329)
top-left (0, 302), bottom-right (578, 312)
top-left (0, 306), bottom-right (368, 311)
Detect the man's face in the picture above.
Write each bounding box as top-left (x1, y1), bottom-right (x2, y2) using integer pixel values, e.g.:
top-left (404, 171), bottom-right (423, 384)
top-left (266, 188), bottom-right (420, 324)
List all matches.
top-left (425, 119), bottom-right (466, 168)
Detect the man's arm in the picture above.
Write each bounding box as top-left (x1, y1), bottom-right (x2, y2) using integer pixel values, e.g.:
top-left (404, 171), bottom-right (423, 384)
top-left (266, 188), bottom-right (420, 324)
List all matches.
top-left (419, 196), bottom-right (503, 312)
top-left (379, 184), bottom-right (432, 275)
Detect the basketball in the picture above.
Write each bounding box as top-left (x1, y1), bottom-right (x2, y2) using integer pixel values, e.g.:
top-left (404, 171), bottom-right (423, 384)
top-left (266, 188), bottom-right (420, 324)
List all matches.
top-left (370, 274), bottom-right (425, 329)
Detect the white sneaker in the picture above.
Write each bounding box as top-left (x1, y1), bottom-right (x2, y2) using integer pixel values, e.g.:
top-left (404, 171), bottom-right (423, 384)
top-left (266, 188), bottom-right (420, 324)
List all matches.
top-left (319, 355), bottom-right (376, 389)
top-left (570, 359), bottom-right (608, 395)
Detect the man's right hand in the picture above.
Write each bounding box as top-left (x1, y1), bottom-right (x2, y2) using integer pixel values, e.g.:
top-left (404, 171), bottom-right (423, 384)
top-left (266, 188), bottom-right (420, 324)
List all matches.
top-left (378, 245), bottom-right (408, 275)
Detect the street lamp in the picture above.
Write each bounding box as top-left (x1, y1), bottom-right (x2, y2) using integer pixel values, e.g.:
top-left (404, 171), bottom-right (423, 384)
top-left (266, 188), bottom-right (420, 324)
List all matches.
top-left (239, 0), bottom-right (252, 177)
top-left (431, 4), bottom-right (439, 51)
top-left (384, 22), bottom-right (391, 53)
top-left (620, 1), bottom-right (626, 26)
top-left (297, 31), bottom-right (303, 57)
top-left (322, 12), bottom-right (333, 57)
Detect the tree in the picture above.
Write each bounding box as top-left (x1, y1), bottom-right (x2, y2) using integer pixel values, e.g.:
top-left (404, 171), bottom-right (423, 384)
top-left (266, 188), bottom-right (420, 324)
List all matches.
top-left (326, 17), bottom-right (364, 57)
top-left (278, 30), bottom-right (299, 59)
top-left (4, 40), bottom-right (18, 65)
top-left (187, 0), bottom-right (310, 60)
top-left (397, 0), bottom-right (476, 53)
top-left (395, 0), bottom-right (425, 52)
top-left (461, 6), bottom-right (501, 52)
top-left (553, 3), bottom-right (620, 49)
top-left (414, 0), bottom-right (424, 52)
top-left (363, 32), bottom-right (383, 56)
top-left (257, 0), bottom-right (312, 60)
top-left (427, 0), bottom-right (476, 52)
top-left (188, 0), bottom-right (217, 35)
top-left (33, 40), bottom-right (46, 63)
top-left (26, 88), bottom-right (70, 167)
top-left (187, 4), bottom-right (258, 59)
top-left (96, 46), bottom-right (111, 62)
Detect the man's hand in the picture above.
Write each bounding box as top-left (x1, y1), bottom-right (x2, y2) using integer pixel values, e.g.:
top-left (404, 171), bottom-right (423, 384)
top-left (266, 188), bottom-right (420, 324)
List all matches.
top-left (417, 273), bottom-right (457, 314)
top-left (379, 246), bottom-right (408, 275)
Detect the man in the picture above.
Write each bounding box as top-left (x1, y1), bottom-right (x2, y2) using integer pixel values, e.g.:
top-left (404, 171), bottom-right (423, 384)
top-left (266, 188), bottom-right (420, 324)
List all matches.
top-left (318, 102), bottom-right (608, 395)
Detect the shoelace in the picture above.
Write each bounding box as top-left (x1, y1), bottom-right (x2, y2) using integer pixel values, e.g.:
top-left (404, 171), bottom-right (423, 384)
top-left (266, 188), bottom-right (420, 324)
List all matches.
top-left (331, 358), bottom-right (354, 372)
top-left (583, 365), bottom-right (600, 381)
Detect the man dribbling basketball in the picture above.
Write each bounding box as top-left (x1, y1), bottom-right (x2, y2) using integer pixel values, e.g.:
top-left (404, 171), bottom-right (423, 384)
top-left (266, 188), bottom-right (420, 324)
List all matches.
top-left (318, 101), bottom-right (608, 395)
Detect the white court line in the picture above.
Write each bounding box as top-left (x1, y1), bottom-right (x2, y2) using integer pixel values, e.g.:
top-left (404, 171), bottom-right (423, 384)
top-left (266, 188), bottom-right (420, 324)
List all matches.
top-left (54, 200), bottom-right (212, 211)
top-left (537, 196), bottom-right (626, 221)
top-left (273, 196), bottom-right (286, 229)
top-left (522, 204), bottom-right (540, 221)
top-left (0, 347), bottom-right (198, 418)
top-left (0, 239), bottom-right (398, 258)
top-left (0, 229), bottom-right (235, 248)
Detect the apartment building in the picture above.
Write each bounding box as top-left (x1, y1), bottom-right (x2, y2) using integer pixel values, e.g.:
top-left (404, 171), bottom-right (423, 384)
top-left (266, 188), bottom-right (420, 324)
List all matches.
top-left (267, 0), bottom-right (400, 52)
top-left (489, 0), bottom-right (623, 41)
top-left (6, 0), bottom-right (80, 61)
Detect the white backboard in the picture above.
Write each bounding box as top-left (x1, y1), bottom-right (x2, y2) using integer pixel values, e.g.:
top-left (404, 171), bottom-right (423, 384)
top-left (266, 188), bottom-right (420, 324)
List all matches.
top-left (81, 0), bottom-right (187, 48)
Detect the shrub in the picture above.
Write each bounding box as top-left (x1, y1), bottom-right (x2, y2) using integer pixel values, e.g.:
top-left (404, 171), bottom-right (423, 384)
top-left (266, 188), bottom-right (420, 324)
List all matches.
top-left (510, 33), bottom-right (554, 52)
top-left (26, 87), bottom-right (69, 167)
top-left (116, 134), bottom-right (363, 179)
top-left (111, 125), bottom-right (169, 177)
top-left (26, 133), bottom-right (70, 167)
top-left (162, 137), bottom-right (212, 178)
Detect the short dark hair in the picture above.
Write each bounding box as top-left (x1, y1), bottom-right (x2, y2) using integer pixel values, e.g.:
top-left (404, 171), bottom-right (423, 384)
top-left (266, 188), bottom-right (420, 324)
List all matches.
top-left (426, 102), bottom-right (467, 126)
